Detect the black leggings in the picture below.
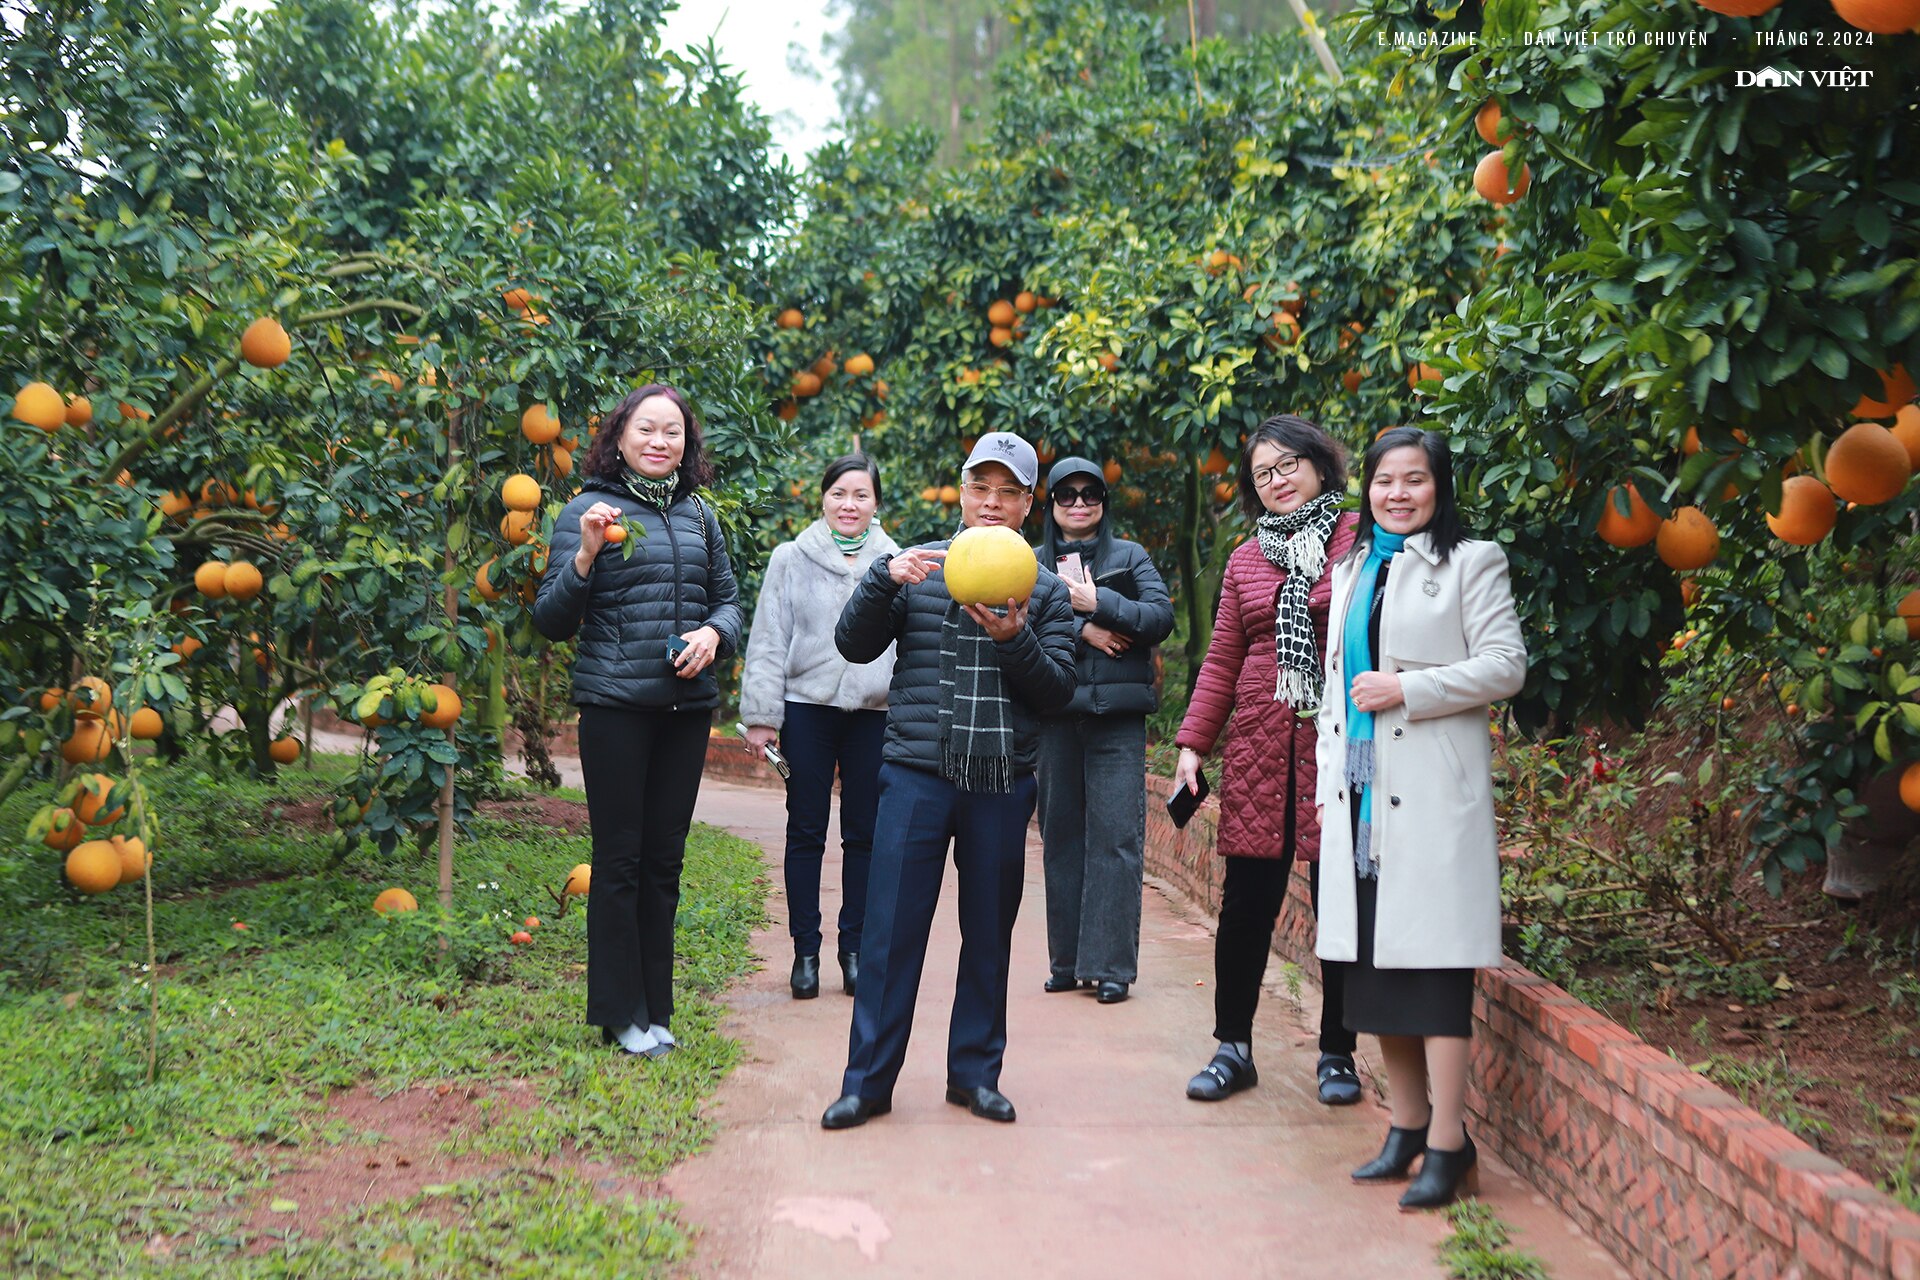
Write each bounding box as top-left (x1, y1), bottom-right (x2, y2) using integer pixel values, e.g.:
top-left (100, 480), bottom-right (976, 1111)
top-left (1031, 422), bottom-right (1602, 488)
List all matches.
top-left (577, 704), bottom-right (712, 1030)
top-left (1211, 856), bottom-right (1355, 1056)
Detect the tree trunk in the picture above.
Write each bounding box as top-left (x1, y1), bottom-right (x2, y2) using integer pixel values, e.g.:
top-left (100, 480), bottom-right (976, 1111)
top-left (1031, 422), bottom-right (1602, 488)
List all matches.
top-left (1179, 460), bottom-right (1209, 702)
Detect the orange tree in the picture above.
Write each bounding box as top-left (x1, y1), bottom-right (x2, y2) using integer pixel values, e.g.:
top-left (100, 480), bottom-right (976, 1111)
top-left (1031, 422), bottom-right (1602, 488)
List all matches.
top-left (761, 0), bottom-right (1491, 682)
top-left (3, 1), bottom-right (791, 877)
top-left (1353, 0), bottom-right (1920, 885)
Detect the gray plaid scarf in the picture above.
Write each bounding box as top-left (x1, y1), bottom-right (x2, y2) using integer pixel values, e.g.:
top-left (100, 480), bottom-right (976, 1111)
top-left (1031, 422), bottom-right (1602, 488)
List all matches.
top-left (938, 598), bottom-right (1014, 794)
top-left (1256, 491), bottom-right (1344, 709)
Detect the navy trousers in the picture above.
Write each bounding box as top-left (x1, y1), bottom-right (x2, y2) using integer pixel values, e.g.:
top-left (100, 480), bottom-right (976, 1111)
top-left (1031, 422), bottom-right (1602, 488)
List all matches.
top-left (841, 762), bottom-right (1037, 1102)
top-left (779, 701), bottom-right (885, 958)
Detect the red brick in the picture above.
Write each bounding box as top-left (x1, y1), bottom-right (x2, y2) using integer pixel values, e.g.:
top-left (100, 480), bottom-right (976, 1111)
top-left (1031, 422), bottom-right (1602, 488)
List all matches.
top-left (1725, 1112), bottom-right (1814, 1185)
top-left (1636, 1061), bottom-right (1699, 1117)
top-left (1826, 1186), bottom-right (1893, 1269)
top-left (1742, 1186), bottom-right (1797, 1248)
top-left (1563, 1016), bottom-right (1635, 1066)
top-left (1892, 1222), bottom-right (1920, 1280)
top-left (1705, 1233), bottom-right (1757, 1279)
top-left (1797, 1224), bottom-right (1851, 1280)
top-left (1694, 1150), bottom-right (1743, 1209)
top-left (1775, 1149), bottom-right (1856, 1230)
top-left (1611, 1087), bottom-right (1653, 1138)
top-left (1647, 1115), bottom-right (1694, 1174)
top-left (1674, 1086), bottom-right (1753, 1154)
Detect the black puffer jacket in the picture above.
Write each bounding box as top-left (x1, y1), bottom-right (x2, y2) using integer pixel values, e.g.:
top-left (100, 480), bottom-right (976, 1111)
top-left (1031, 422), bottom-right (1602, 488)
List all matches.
top-left (534, 478), bottom-right (743, 712)
top-left (835, 540), bottom-right (1077, 777)
top-left (1036, 539), bottom-right (1175, 717)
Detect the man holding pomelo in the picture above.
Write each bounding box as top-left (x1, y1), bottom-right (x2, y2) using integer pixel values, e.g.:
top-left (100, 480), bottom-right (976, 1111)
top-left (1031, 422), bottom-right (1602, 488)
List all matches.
top-left (821, 432), bottom-right (1077, 1129)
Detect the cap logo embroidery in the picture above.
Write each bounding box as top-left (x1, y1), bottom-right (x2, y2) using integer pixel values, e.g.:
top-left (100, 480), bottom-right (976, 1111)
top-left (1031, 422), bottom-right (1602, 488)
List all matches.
top-left (993, 438), bottom-right (1015, 454)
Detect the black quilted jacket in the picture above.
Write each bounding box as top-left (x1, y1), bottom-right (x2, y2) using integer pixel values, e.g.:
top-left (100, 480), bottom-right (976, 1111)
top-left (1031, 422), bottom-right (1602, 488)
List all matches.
top-left (533, 478), bottom-right (742, 712)
top-left (834, 539), bottom-right (1078, 778)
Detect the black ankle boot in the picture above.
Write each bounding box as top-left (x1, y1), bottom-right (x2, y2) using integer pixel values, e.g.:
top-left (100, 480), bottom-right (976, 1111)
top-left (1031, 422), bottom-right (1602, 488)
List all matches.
top-left (838, 951), bottom-right (858, 996)
top-left (1351, 1123), bottom-right (1429, 1182)
top-left (1399, 1134), bottom-right (1478, 1210)
top-left (791, 954), bottom-right (820, 999)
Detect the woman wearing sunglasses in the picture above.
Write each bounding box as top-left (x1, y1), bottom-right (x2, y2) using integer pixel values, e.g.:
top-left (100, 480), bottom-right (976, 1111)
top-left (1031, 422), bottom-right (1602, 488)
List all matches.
top-left (1175, 415), bottom-right (1361, 1105)
top-left (1033, 457), bottom-right (1174, 1004)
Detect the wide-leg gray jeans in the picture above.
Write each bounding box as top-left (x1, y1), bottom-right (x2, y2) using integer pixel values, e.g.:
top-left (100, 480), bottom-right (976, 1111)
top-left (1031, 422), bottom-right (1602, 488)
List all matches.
top-left (1037, 714), bottom-right (1147, 985)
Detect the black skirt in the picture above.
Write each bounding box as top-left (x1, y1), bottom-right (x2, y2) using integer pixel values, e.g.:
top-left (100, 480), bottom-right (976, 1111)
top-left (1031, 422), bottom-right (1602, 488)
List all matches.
top-left (1332, 785), bottom-right (1475, 1039)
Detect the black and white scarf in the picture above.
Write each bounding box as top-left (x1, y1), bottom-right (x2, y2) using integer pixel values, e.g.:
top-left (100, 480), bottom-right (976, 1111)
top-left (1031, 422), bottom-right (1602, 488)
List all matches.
top-left (938, 599), bottom-right (1014, 794)
top-left (1255, 490), bottom-right (1344, 709)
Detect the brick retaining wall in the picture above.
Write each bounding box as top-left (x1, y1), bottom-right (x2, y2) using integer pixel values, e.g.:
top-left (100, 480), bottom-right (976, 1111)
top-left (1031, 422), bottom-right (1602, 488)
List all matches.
top-left (1136, 774), bottom-right (1920, 1280)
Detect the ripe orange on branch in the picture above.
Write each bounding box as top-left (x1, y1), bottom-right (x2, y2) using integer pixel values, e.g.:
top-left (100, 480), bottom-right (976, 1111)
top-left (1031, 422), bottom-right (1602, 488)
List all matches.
top-left (1473, 152), bottom-right (1532, 205)
top-left (42, 809), bottom-right (84, 853)
top-left (776, 308), bottom-right (805, 330)
top-left (240, 317), bottom-right (292, 368)
top-left (1851, 365), bottom-right (1918, 419)
top-left (73, 774), bottom-right (125, 825)
top-left (421, 683), bottom-right (463, 730)
top-left (223, 561), bottom-right (265, 602)
top-left (844, 353), bottom-right (875, 377)
top-left (66, 841), bottom-right (122, 895)
top-left (1597, 483), bottom-right (1660, 548)
top-left (1766, 475), bottom-right (1838, 545)
top-left (987, 299), bottom-right (1017, 327)
top-left (129, 707), bottom-right (164, 740)
top-left (268, 738), bottom-right (301, 764)
top-left (11, 381), bottom-right (66, 431)
top-left (1657, 506), bottom-right (1720, 570)
top-left (1474, 101), bottom-right (1510, 146)
top-left (1825, 422), bottom-right (1911, 505)
top-left (112, 835), bottom-right (149, 885)
top-left (521, 404), bottom-right (561, 444)
top-left (69, 676), bottom-right (112, 718)
top-left (501, 473), bottom-right (541, 512)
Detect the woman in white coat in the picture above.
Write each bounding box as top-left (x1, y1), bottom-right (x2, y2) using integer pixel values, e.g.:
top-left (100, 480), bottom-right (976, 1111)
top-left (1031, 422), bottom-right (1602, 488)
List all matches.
top-left (1315, 427), bottom-right (1526, 1211)
top-left (742, 454), bottom-right (900, 1001)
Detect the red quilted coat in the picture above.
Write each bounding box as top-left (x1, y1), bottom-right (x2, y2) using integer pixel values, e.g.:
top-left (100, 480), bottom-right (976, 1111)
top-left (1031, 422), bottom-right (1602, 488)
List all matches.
top-left (1175, 513), bottom-right (1359, 861)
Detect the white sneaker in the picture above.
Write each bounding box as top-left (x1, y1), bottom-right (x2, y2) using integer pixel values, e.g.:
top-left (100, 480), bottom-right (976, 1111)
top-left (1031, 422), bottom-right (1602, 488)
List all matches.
top-left (648, 1024), bottom-right (675, 1047)
top-left (615, 1024), bottom-right (660, 1055)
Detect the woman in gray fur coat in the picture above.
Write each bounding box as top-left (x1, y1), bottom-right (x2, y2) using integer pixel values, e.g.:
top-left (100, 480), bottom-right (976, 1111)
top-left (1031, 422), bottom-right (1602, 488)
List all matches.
top-left (741, 453), bottom-right (900, 1000)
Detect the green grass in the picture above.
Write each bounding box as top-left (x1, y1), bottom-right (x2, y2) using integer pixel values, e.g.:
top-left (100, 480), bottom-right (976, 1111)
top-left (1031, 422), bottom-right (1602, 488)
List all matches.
top-left (1437, 1202), bottom-right (1551, 1280)
top-left (0, 754), bottom-right (766, 1276)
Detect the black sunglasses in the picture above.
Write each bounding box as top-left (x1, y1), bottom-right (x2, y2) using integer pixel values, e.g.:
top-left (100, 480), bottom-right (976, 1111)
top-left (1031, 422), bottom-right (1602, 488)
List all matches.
top-left (1052, 486), bottom-right (1106, 507)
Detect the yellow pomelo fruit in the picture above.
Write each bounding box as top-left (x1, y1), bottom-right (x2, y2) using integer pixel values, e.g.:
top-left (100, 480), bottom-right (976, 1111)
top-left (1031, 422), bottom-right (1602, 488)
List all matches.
top-left (943, 526), bottom-right (1039, 606)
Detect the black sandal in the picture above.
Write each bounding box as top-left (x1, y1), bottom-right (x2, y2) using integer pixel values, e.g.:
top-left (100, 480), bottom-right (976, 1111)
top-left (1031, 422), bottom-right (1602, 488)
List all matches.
top-left (1186, 1049), bottom-right (1258, 1101)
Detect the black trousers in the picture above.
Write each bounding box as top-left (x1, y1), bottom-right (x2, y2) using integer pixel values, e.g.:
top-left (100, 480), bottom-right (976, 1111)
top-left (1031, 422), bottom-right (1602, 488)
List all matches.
top-left (577, 704), bottom-right (712, 1030)
top-left (780, 701), bottom-right (886, 957)
top-left (1211, 856), bottom-right (1355, 1056)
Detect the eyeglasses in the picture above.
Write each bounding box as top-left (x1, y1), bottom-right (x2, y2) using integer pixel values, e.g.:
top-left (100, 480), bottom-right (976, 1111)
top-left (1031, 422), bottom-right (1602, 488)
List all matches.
top-left (962, 481), bottom-right (1027, 503)
top-left (1052, 487), bottom-right (1105, 508)
top-left (1252, 455), bottom-right (1305, 487)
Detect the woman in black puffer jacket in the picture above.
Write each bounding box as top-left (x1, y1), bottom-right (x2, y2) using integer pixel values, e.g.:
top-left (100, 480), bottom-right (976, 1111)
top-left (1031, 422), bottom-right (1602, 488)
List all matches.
top-left (534, 384), bottom-right (742, 1059)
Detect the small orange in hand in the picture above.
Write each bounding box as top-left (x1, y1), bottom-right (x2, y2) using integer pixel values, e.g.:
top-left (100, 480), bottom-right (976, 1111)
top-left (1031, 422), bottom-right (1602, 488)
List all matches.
top-left (605, 522), bottom-right (628, 545)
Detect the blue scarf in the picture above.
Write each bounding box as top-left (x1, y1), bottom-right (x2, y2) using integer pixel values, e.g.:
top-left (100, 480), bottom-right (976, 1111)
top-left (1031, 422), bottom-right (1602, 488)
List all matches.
top-left (1342, 529), bottom-right (1408, 879)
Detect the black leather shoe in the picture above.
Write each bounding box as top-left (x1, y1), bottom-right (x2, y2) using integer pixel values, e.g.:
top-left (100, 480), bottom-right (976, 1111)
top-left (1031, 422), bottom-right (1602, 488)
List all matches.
top-left (838, 951), bottom-right (858, 997)
top-left (1316, 1053), bottom-right (1363, 1106)
top-left (791, 954), bottom-right (820, 1000)
top-left (821, 1094), bottom-right (890, 1130)
top-left (1399, 1134), bottom-right (1478, 1210)
top-left (1352, 1123), bottom-right (1429, 1182)
top-left (1185, 1048), bottom-right (1257, 1101)
top-left (1042, 973), bottom-right (1081, 993)
top-left (945, 1084), bottom-right (1016, 1122)
top-left (1095, 981), bottom-right (1129, 1004)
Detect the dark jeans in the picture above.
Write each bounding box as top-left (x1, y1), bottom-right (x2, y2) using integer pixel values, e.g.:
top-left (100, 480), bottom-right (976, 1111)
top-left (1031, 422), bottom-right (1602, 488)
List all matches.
top-left (1037, 714), bottom-right (1146, 984)
top-left (780, 701), bottom-right (885, 957)
top-left (1212, 856), bottom-right (1355, 1057)
top-left (842, 763), bottom-right (1037, 1102)
top-left (577, 704), bottom-right (712, 1031)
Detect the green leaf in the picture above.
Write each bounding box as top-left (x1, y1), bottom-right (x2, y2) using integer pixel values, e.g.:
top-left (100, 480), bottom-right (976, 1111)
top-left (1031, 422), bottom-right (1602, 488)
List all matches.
top-left (1565, 78), bottom-right (1605, 110)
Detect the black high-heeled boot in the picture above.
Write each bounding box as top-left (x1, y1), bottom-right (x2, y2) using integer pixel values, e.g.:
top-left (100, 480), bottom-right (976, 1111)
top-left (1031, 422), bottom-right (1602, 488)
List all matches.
top-left (1351, 1123), bottom-right (1429, 1183)
top-left (837, 951), bottom-right (858, 997)
top-left (1399, 1133), bottom-right (1478, 1210)
top-left (791, 954), bottom-right (820, 999)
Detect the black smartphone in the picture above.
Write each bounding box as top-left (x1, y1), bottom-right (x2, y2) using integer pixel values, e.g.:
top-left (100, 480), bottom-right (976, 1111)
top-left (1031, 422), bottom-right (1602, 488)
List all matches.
top-left (665, 635), bottom-right (690, 662)
top-left (1166, 771), bottom-right (1211, 829)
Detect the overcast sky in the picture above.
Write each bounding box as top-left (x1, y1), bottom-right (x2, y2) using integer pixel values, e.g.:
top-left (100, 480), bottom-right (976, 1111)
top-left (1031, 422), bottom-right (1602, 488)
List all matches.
top-left (657, 0), bottom-right (844, 169)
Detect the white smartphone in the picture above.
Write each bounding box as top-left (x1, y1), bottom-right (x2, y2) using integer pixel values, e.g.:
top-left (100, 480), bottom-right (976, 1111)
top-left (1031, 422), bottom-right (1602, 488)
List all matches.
top-left (1056, 552), bottom-right (1086, 585)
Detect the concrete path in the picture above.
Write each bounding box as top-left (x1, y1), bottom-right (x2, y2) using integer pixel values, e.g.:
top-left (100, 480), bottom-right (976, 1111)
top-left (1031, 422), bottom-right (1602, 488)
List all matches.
top-left (666, 776), bottom-right (1631, 1280)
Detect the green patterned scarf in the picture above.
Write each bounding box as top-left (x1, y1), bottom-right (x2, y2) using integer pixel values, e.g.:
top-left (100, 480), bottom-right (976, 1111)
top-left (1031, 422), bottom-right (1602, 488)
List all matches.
top-left (829, 525), bottom-right (871, 555)
top-left (621, 466), bottom-right (680, 510)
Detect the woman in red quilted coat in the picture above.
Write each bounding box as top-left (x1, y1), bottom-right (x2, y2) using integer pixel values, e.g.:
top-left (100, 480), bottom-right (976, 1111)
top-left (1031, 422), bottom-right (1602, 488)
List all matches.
top-left (1174, 414), bottom-right (1360, 1105)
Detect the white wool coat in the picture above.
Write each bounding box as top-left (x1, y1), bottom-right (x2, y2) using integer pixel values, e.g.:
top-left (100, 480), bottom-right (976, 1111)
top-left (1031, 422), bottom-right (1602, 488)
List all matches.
top-left (738, 519), bottom-right (900, 729)
top-left (1314, 533), bottom-right (1527, 970)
